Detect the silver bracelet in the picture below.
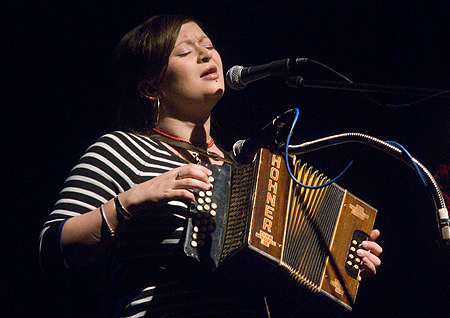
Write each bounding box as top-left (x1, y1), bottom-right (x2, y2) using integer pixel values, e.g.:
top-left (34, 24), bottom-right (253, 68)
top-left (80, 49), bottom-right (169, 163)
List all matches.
top-left (100, 204), bottom-right (115, 237)
top-left (114, 195), bottom-right (133, 220)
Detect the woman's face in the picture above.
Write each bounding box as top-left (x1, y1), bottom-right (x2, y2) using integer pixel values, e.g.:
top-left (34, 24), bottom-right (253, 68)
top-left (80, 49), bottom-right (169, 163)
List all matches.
top-left (158, 22), bottom-right (224, 119)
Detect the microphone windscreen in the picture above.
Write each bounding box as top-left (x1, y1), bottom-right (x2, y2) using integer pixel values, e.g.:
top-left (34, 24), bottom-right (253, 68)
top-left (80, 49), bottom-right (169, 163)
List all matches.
top-left (226, 66), bottom-right (245, 90)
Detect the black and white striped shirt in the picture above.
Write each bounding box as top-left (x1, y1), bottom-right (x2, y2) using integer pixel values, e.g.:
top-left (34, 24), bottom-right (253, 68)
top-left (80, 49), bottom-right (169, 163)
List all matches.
top-left (39, 131), bottom-right (265, 318)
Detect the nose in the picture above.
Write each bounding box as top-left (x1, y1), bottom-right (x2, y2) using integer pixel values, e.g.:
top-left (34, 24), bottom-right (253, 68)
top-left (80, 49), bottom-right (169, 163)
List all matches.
top-left (197, 46), bottom-right (212, 63)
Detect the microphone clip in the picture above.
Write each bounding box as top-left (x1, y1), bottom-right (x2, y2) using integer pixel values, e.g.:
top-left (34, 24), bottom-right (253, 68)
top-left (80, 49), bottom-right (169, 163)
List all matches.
top-left (232, 108), bottom-right (297, 164)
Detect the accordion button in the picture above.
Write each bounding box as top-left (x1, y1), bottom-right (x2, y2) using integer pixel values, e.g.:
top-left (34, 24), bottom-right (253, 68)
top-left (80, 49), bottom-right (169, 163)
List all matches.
top-left (192, 233), bottom-right (198, 240)
top-left (206, 191), bottom-right (213, 197)
top-left (191, 241), bottom-right (198, 247)
top-left (197, 240), bottom-right (205, 247)
top-left (197, 198), bottom-right (204, 204)
top-left (205, 197), bottom-right (211, 204)
top-left (347, 261), bottom-right (352, 266)
top-left (193, 226), bottom-right (199, 233)
top-left (353, 264), bottom-right (359, 270)
top-left (199, 191), bottom-right (205, 197)
top-left (208, 176), bottom-right (215, 182)
top-left (211, 203), bottom-right (217, 209)
top-left (203, 204), bottom-right (210, 211)
top-left (196, 205), bottom-right (203, 211)
top-left (210, 210), bottom-right (216, 216)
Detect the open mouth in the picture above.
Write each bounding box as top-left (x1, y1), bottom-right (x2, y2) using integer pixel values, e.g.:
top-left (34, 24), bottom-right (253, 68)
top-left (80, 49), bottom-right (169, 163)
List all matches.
top-left (201, 65), bottom-right (218, 78)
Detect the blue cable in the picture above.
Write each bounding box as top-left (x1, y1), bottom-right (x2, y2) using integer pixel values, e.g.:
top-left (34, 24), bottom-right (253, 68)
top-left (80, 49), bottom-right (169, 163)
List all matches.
top-left (385, 140), bottom-right (428, 187)
top-left (284, 108), bottom-right (354, 189)
top-left (282, 109), bottom-right (427, 190)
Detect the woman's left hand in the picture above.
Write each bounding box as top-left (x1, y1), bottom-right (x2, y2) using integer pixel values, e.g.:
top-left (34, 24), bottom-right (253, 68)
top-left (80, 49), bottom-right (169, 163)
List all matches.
top-left (357, 229), bottom-right (383, 281)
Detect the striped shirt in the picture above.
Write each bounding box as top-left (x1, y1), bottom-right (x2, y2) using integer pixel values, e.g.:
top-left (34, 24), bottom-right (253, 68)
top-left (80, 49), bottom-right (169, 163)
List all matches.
top-left (39, 131), bottom-right (266, 318)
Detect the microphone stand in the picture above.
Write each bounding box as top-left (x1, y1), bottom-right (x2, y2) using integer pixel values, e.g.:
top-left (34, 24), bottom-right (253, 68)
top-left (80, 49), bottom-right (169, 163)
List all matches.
top-left (285, 76), bottom-right (450, 99)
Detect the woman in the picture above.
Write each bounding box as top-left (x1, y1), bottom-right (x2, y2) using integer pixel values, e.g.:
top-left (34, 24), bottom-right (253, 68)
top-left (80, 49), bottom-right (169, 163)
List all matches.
top-left (39, 15), bottom-right (382, 317)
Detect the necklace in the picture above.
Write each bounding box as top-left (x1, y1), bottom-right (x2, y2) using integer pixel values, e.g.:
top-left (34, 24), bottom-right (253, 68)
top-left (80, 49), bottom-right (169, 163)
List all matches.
top-left (150, 133), bottom-right (234, 164)
top-left (152, 128), bottom-right (215, 149)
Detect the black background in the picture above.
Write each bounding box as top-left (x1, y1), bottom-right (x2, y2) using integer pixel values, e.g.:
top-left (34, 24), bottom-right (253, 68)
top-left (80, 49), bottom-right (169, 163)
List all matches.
top-left (3, 1), bottom-right (450, 317)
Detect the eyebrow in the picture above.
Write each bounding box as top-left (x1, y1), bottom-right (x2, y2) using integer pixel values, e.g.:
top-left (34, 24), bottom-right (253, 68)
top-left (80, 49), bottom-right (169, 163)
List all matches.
top-left (174, 35), bottom-right (211, 48)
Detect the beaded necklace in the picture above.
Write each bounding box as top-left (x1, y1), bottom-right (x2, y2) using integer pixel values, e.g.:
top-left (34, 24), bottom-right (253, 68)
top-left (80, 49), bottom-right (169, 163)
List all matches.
top-left (152, 128), bottom-right (215, 149)
top-left (150, 131), bottom-right (234, 164)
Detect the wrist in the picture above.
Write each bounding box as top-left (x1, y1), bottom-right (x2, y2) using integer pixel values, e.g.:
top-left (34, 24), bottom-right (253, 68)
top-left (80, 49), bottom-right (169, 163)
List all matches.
top-left (114, 194), bottom-right (133, 220)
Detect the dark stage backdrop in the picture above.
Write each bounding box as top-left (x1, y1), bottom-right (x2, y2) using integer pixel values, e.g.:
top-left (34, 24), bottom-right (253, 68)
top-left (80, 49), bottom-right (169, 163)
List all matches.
top-left (3, 1), bottom-right (450, 317)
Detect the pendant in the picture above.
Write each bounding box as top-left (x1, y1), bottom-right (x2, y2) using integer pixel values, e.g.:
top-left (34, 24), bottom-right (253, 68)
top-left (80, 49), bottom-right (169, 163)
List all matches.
top-left (192, 151), bottom-right (201, 164)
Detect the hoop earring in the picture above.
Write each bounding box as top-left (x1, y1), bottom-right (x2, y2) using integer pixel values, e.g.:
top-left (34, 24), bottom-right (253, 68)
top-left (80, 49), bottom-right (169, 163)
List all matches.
top-left (154, 96), bottom-right (160, 125)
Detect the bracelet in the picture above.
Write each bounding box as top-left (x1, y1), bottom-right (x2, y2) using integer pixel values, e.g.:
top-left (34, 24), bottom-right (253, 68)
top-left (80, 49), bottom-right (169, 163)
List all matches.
top-left (100, 204), bottom-right (115, 237)
top-left (114, 195), bottom-right (133, 220)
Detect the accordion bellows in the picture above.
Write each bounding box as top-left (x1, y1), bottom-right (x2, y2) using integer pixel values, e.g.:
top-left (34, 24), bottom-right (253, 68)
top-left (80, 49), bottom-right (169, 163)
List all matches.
top-left (184, 148), bottom-right (377, 312)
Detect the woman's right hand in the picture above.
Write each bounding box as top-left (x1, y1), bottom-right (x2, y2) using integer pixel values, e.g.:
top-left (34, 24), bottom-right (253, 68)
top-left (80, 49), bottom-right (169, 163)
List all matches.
top-left (119, 163), bottom-right (213, 214)
top-left (60, 163), bottom-right (213, 265)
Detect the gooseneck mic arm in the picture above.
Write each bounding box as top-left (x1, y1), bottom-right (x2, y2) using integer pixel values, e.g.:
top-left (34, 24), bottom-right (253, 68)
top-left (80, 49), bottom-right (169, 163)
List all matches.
top-left (287, 132), bottom-right (450, 245)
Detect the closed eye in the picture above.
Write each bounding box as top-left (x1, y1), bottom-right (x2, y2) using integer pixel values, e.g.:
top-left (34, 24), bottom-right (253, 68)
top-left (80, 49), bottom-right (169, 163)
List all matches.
top-left (175, 42), bottom-right (215, 57)
top-left (178, 51), bottom-right (192, 57)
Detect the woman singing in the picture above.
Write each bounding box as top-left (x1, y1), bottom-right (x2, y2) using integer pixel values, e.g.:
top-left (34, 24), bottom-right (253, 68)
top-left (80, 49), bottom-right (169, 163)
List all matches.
top-left (39, 15), bottom-right (382, 317)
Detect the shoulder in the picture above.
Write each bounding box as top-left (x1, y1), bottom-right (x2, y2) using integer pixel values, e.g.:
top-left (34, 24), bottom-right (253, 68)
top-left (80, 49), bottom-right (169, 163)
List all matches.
top-left (93, 131), bottom-right (160, 150)
top-left (83, 131), bottom-right (187, 170)
top-left (84, 131), bottom-right (171, 158)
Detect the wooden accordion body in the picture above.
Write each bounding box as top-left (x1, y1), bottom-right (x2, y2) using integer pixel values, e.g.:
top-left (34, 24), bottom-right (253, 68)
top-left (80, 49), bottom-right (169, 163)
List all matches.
top-left (184, 148), bottom-right (377, 312)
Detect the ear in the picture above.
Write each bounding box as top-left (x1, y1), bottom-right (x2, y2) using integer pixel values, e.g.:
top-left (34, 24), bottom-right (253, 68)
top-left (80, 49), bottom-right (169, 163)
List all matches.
top-left (138, 80), bottom-right (158, 101)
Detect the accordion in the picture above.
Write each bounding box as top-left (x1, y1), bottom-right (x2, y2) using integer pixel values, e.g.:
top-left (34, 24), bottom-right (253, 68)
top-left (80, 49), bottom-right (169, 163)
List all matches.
top-left (184, 148), bottom-right (377, 313)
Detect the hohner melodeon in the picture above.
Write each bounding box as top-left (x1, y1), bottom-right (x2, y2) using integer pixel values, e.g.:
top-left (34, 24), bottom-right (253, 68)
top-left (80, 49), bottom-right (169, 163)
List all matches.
top-left (184, 148), bottom-right (377, 313)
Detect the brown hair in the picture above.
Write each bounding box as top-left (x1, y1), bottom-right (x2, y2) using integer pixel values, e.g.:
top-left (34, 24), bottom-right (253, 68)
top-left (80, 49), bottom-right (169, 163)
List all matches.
top-left (114, 15), bottom-right (196, 131)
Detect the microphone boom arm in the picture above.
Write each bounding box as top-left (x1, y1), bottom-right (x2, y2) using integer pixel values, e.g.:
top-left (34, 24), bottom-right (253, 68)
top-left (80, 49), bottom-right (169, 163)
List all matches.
top-left (285, 76), bottom-right (450, 99)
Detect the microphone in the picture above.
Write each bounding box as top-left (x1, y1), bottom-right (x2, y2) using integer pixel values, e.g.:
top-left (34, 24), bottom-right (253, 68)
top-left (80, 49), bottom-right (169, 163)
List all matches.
top-left (232, 109), bottom-right (297, 164)
top-left (226, 58), bottom-right (308, 90)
